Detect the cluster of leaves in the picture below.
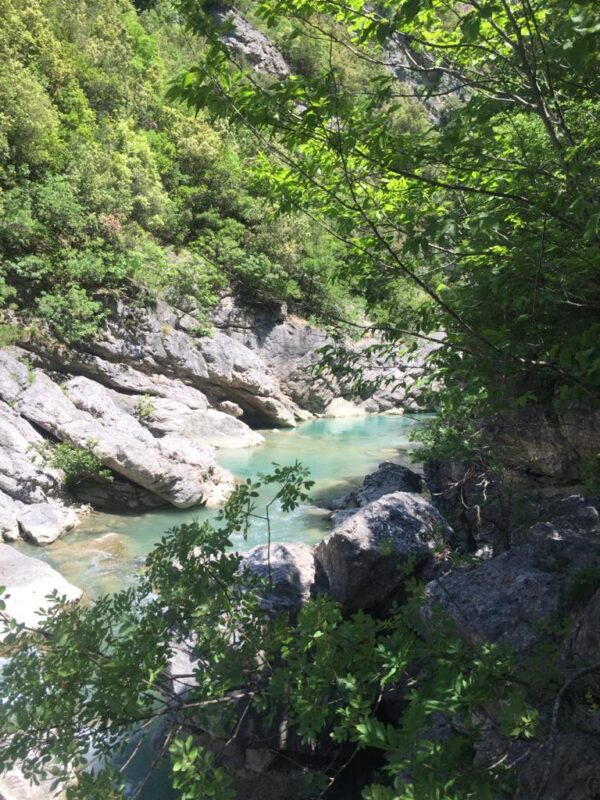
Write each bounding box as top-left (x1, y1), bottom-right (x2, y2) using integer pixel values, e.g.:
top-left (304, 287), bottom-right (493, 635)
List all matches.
top-left (48, 440), bottom-right (114, 489)
top-left (0, 465), bottom-right (563, 800)
top-left (0, 0), bottom-right (361, 345)
top-left (172, 0), bottom-right (599, 434)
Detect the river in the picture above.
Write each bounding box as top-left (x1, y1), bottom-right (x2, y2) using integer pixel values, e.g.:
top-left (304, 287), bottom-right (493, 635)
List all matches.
top-left (17, 413), bottom-right (427, 598)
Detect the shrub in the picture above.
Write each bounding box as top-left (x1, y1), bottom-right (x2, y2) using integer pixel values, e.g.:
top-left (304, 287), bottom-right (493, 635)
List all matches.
top-left (49, 440), bottom-right (113, 489)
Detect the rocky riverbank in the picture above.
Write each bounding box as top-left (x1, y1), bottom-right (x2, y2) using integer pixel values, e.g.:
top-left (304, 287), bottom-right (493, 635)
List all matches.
top-left (0, 298), bottom-right (430, 546)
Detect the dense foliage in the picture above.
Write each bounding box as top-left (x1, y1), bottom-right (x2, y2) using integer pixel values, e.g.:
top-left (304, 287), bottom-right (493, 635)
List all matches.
top-left (0, 468), bottom-right (552, 800)
top-left (172, 0), bottom-right (599, 429)
top-left (0, 1), bottom-right (599, 799)
top-left (0, 0), bottom-right (362, 344)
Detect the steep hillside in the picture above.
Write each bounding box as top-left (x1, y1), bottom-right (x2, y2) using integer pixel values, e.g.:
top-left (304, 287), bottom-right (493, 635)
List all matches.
top-left (0, 0), bottom-right (363, 346)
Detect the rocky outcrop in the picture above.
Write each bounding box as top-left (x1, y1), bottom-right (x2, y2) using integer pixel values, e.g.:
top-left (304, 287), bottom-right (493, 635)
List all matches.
top-left (129, 397), bottom-right (264, 450)
top-left (0, 293), bottom-right (436, 542)
top-left (211, 4), bottom-right (290, 79)
top-left (0, 544), bottom-right (81, 634)
top-left (13, 372), bottom-right (232, 510)
top-left (315, 491), bottom-right (452, 612)
top-left (491, 404), bottom-right (600, 482)
top-left (213, 299), bottom-right (434, 415)
top-left (0, 397), bottom-right (62, 505)
top-left (79, 300), bottom-right (304, 427)
top-left (424, 528), bottom-right (600, 653)
top-left (0, 346), bottom-right (247, 542)
top-left (515, 732), bottom-right (600, 800)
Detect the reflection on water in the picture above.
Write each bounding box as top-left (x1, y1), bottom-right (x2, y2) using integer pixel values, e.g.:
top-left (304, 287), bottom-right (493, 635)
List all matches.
top-left (18, 414), bottom-right (428, 598)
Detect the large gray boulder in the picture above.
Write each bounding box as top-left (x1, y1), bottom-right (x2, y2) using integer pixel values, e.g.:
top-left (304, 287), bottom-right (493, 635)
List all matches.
top-left (356, 461), bottom-right (423, 506)
top-left (0, 544), bottom-right (81, 634)
top-left (315, 491), bottom-right (452, 612)
top-left (240, 542), bottom-right (326, 613)
top-left (0, 490), bottom-right (78, 547)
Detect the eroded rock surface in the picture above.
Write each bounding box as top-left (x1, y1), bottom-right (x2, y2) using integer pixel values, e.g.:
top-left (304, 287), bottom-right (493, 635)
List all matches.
top-left (15, 372), bottom-right (231, 509)
top-left (425, 533), bottom-right (600, 653)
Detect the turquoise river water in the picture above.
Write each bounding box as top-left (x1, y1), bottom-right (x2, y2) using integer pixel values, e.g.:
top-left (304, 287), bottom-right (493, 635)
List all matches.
top-left (18, 413), bottom-right (427, 598)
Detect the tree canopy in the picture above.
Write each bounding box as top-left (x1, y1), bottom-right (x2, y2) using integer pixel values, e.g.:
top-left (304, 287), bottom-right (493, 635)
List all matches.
top-left (172, 0), bottom-right (599, 427)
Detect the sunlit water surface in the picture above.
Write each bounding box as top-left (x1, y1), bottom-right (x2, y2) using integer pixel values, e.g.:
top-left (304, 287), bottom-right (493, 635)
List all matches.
top-left (18, 414), bottom-right (427, 598)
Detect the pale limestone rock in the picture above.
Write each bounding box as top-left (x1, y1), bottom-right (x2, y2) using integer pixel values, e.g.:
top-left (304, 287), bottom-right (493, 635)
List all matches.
top-left (14, 373), bottom-right (230, 509)
top-left (0, 543), bottom-right (81, 633)
top-left (17, 503), bottom-right (79, 546)
top-left (323, 397), bottom-right (367, 418)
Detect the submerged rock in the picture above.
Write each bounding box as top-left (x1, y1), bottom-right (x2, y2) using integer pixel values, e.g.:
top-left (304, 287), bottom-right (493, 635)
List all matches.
top-left (316, 491), bottom-right (452, 612)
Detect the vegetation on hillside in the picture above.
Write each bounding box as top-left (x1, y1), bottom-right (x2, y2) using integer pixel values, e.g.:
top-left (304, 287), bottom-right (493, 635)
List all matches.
top-left (0, 0), bottom-right (366, 344)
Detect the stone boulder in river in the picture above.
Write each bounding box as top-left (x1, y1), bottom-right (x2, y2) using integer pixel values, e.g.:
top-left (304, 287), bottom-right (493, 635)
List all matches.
top-left (15, 502), bottom-right (79, 546)
top-left (356, 461), bottom-right (423, 506)
top-left (315, 491), bottom-right (452, 612)
top-left (240, 542), bottom-right (327, 614)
